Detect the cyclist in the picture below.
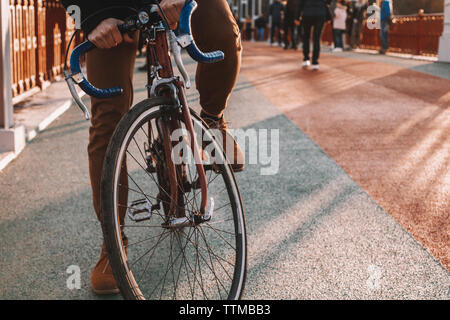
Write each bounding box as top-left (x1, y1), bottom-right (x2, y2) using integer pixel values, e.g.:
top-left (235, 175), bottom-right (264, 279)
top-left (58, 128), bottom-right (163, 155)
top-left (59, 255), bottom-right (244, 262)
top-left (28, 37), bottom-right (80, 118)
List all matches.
top-left (61, 0), bottom-right (244, 295)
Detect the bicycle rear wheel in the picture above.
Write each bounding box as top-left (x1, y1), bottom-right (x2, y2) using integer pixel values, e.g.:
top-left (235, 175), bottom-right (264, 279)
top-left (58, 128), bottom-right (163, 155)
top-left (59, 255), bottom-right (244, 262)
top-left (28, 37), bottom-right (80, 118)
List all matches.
top-left (101, 97), bottom-right (247, 300)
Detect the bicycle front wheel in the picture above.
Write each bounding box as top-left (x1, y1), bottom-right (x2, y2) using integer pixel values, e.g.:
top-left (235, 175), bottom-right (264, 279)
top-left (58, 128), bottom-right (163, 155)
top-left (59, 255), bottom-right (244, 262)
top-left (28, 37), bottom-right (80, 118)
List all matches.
top-left (100, 97), bottom-right (247, 300)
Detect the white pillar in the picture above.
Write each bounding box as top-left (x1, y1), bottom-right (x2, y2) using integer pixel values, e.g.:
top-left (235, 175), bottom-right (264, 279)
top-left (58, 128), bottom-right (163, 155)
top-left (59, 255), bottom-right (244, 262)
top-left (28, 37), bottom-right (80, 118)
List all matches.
top-left (0, 0), bottom-right (25, 154)
top-left (0, 0), bottom-right (13, 130)
top-left (438, 0), bottom-right (450, 62)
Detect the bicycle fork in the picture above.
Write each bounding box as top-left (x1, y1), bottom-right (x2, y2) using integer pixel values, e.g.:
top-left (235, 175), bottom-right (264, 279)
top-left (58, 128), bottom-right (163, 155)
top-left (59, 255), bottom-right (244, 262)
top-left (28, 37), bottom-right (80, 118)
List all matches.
top-left (153, 31), bottom-right (212, 228)
top-left (158, 84), bottom-right (213, 229)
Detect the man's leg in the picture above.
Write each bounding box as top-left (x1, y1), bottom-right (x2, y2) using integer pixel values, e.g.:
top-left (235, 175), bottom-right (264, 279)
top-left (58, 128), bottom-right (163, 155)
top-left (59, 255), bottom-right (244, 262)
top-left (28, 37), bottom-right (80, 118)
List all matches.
top-left (291, 23), bottom-right (297, 49)
top-left (380, 20), bottom-right (388, 52)
top-left (302, 17), bottom-right (312, 61)
top-left (191, 0), bottom-right (244, 170)
top-left (283, 20), bottom-right (290, 48)
top-left (311, 18), bottom-right (325, 64)
top-left (333, 28), bottom-right (338, 48)
top-left (86, 38), bottom-right (138, 294)
top-left (192, 0), bottom-right (241, 118)
top-left (350, 23), bottom-right (356, 48)
top-left (270, 22), bottom-right (275, 44)
top-left (277, 22), bottom-right (282, 45)
top-left (87, 39), bottom-right (137, 223)
top-left (258, 28), bottom-right (264, 41)
top-left (356, 21), bottom-right (362, 47)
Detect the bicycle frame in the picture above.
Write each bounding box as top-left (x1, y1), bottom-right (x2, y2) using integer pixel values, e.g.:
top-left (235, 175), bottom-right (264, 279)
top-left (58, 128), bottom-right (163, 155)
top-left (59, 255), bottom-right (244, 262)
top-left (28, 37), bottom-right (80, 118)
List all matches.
top-left (143, 24), bottom-right (209, 219)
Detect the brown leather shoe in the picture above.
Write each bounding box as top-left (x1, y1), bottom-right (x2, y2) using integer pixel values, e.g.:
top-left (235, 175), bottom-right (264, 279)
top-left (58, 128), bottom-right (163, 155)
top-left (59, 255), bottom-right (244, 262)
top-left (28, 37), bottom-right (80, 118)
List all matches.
top-left (201, 112), bottom-right (245, 172)
top-left (90, 239), bottom-right (127, 295)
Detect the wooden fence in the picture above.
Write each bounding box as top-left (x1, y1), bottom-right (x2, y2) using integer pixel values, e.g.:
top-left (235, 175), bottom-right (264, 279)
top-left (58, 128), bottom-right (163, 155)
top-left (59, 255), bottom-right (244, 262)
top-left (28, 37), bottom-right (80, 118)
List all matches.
top-left (321, 13), bottom-right (444, 56)
top-left (9, 0), bottom-right (82, 104)
top-left (243, 12), bottom-right (443, 57)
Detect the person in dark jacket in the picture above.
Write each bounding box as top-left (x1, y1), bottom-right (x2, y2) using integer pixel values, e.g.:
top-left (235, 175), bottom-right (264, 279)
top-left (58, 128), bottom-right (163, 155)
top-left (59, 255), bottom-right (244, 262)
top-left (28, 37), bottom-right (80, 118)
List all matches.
top-left (269, 0), bottom-right (286, 46)
top-left (345, 0), bottom-right (354, 49)
top-left (297, 0), bottom-right (332, 70)
top-left (243, 15), bottom-right (255, 41)
top-left (255, 14), bottom-right (267, 41)
top-left (61, 0), bottom-right (244, 295)
top-left (233, 10), bottom-right (243, 31)
top-left (350, 0), bottom-right (367, 49)
top-left (284, 0), bottom-right (299, 49)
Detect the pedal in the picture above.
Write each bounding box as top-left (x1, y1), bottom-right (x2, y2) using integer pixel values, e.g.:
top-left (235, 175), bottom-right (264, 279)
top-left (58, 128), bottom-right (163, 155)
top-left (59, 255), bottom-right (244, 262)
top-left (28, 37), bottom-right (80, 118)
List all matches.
top-left (127, 199), bottom-right (153, 222)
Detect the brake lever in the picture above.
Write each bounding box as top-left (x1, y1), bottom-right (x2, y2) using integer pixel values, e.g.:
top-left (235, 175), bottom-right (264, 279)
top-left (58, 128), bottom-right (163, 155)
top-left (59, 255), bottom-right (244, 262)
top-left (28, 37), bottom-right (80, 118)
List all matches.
top-left (168, 31), bottom-right (191, 89)
top-left (64, 70), bottom-right (90, 120)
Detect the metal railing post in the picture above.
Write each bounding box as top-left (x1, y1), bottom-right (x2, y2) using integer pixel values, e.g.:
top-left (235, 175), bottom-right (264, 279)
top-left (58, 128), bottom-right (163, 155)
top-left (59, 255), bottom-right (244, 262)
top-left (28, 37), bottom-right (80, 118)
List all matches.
top-left (416, 9), bottom-right (424, 55)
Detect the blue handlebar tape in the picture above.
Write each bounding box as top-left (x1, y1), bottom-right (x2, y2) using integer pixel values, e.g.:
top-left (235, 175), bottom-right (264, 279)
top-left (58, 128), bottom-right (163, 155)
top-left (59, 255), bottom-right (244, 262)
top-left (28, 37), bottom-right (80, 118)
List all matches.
top-left (178, 0), bottom-right (225, 63)
top-left (70, 41), bottom-right (123, 99)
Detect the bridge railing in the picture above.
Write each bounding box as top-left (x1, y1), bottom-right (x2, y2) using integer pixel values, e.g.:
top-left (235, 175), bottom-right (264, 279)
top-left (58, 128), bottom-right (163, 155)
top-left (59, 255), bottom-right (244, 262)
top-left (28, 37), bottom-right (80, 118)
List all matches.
top-left (9, 0), bottom-right (82, 105)
top-left (321, 12), bottom-right (444, 56)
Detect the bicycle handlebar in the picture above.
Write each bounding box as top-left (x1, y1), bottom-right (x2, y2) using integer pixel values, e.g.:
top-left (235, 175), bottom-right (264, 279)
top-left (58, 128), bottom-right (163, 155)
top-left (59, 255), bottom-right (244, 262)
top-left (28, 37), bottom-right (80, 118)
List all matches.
top-left (178, 0), bottom-right (225, 64)
top-left (69, 41), bottom-right (123, 99)
top-left (68, 0), bottom-right (224, 101)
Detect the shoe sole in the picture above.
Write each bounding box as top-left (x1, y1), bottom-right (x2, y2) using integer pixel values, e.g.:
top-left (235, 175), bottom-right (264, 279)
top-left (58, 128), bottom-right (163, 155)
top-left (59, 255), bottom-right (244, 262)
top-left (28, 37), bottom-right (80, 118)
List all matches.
top-left (91, 287), bottom-right (120, 295)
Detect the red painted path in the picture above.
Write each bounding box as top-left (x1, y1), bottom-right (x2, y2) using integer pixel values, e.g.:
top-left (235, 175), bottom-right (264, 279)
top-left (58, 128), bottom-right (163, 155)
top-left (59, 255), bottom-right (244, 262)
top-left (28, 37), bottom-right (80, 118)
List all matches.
top-left (241, 42), bottom-right (450, 269)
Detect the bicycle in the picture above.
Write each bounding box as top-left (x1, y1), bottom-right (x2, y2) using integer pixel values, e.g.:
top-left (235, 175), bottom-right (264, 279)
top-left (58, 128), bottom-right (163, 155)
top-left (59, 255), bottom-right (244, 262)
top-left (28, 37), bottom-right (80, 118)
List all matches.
top-left (64, 0), bottom-right (247, 300)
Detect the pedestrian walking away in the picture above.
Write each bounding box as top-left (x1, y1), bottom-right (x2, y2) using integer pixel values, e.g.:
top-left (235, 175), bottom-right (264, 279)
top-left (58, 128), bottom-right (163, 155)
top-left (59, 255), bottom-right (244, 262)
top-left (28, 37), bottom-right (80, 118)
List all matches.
top-left (269, 0), bottom-right (286, 46)
top-left (243, 15), bottom-right (255, 41)
top-left (233, 10), bottom-right (243, 31)
top-left (344, 0), bottom-right (353, 49)
top-left (297, 0), bottom-right (332, 70)
top-left (350, 0), bottom-right (367, 49)
top-left (284, 0), bottom-right (300, 49)
top-left (255, 14), bottom-right (267, 41)
top-left (332, 0), bottom-right (347, 52)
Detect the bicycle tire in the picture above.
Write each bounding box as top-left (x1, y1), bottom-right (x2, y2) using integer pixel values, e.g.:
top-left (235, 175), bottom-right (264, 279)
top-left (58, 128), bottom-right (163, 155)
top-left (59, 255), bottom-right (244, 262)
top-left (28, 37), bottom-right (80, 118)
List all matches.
top-left (100, 97), bottom-right (247, 300)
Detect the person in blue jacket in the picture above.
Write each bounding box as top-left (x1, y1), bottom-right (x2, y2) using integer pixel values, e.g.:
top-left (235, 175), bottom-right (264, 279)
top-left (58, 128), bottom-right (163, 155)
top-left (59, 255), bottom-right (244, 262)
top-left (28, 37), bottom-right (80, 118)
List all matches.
top-left (379, 0), bottom-right (391, 54)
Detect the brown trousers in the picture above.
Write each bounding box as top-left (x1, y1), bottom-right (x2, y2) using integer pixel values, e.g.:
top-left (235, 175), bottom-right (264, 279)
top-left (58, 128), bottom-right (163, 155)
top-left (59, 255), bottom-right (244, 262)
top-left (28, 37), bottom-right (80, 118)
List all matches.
top-left (86, 0), bottom-right (242, 221)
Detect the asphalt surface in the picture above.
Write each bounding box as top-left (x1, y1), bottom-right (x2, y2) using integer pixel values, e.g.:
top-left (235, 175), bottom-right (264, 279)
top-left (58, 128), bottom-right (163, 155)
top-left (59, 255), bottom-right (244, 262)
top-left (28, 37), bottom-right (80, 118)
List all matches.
top-left (0, 49), bottom-right (448, 299)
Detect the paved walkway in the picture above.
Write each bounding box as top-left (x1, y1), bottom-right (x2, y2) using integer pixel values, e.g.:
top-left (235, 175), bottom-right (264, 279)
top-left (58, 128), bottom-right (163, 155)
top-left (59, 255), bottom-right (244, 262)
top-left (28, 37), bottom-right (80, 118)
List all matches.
top-left (0, 43), bottom-right (448, 299)
top-left (241, 42), bottom-right (450, 270)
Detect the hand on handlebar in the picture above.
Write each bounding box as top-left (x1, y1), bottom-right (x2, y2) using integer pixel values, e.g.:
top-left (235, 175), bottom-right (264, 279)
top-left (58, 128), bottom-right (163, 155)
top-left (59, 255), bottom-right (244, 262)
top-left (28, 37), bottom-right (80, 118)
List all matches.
top-left (66, 0), bottom-right (224, 110)
top-left (160, 0), bottom-right (186, 30)
top-left (88, 18), bottom-right (135, 49)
